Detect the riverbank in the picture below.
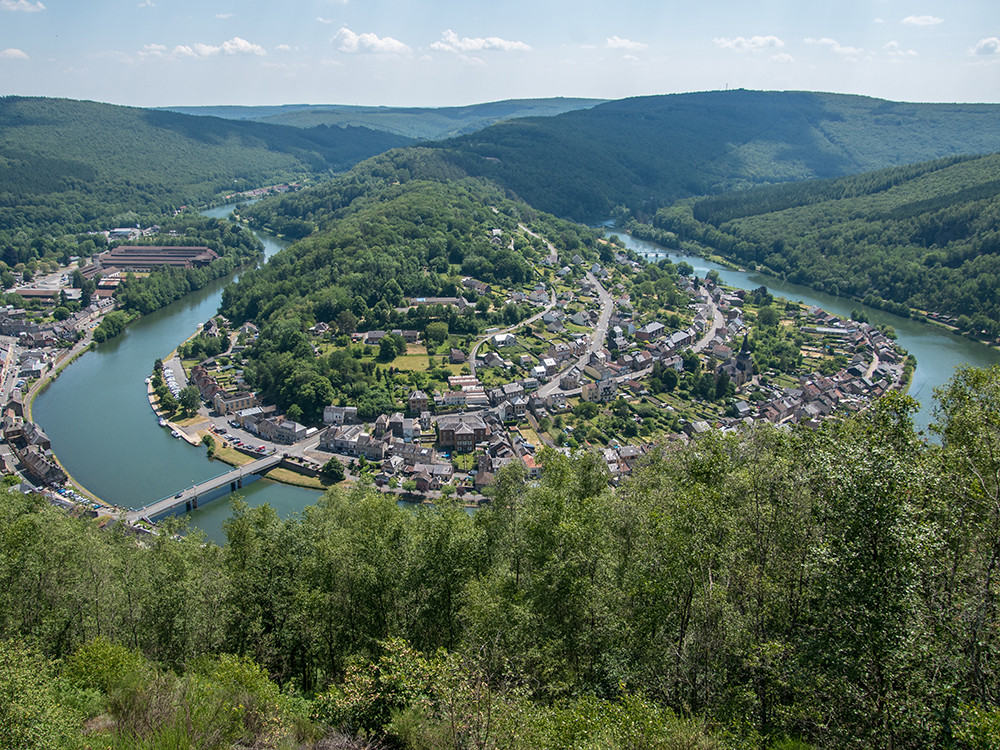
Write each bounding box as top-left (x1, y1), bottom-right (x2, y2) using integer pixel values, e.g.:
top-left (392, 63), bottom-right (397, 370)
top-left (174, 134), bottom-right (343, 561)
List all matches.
top-left (618, 232), bottom-right (1000, 432)
top-left (23, 335), bottom-right (119, 511)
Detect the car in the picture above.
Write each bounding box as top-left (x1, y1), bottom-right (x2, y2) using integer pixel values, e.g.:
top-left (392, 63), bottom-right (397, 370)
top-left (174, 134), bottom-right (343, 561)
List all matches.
top-left (257, 446), bottom-right (266, 453)
top-left (175, 492), bottom-right (183, 498)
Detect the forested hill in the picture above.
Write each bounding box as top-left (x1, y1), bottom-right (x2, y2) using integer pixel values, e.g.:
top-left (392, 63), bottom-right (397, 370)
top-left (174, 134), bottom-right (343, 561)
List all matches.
top-left (160, 97), bottom-right (607, 140)
top-left (0, 96), bottom-right (412, 267)
top-left (0, 96), bottom-right (412, 201)
top-left (653, 152), bottom-right (1000, 329)
top-left (428, 90), bottom-right (1000, 221)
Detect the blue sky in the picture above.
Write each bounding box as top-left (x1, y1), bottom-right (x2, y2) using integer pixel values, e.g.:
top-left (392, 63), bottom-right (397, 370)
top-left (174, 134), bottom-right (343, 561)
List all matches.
top-left (2, 0), bottom-right (999, 107)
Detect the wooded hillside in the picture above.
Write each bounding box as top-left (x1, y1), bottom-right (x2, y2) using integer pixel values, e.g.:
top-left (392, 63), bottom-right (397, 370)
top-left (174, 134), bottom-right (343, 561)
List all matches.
top-left (429, 90), bottom-right (1000, 221)
top-left (652, 153), bottom-right (1000, 329)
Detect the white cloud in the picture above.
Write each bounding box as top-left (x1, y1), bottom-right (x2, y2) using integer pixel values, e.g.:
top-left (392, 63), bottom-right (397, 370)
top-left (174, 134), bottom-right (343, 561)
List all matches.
top-left (902, 15), bottom-right (943, 26)
top-left (874, 17), bottom-right (885, 24)
top-left (804, 37), bottom-right (864, 55)
top-left (276, 44), bottom-right (292, 52)
top-left (316, 17), bottom-right (333, 24)
top-left (972, 37), bottom-right (1000, 56)
top-left (884, 40), bottom-right (917, 56)
top-left (221, 37), bottom-right (264, 55)
top-left (215, 13), bottom-right (233, 19)
top-left (138, 43), bottom-right (167, 58)
top-left (1, 0), bottom-right (45, 11)
top-left (335, 27), bottom-right (410, 54)
top-left (0, 48), bottom-right (28, 59)
top-left (713, 35), bottom-right (785, 53)
top-left (137, 0), bottom-right (154, 7)
top-left (431, 29), bottom-right (531, 53)
top-left (606, 36), bottom-right (647, 51)
top-left (771, 52), bottom-right (795, 63)
top-left (169, 37), bottom-right (265, 59)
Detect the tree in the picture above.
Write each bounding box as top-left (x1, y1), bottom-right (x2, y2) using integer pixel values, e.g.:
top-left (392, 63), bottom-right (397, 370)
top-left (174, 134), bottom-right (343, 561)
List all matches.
top-left (320, 458), bottom-right (345, 483)
top-left (0, 639), bottom-right (81, 749)
top-left (336, 309), bottom-right (358, 334)
top-left (179, 385), bottom-right (201, 415)
top-left (159, 390), bottom-right (177, 413)
top-left (757, 305), bottom-right (780, 327)
top-left (425, 321), bottom-right (449, 347)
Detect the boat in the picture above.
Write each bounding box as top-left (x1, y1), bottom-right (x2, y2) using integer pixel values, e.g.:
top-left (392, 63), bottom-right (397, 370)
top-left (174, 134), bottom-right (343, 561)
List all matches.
top-left (158, 418), bottom-right (167, 427)
top-left (171, 429), bottom-right (181, 439)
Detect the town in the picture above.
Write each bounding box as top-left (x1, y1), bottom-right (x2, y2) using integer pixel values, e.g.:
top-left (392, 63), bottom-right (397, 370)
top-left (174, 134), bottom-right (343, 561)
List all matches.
top-left (0, 220), bottom-right (910, 517)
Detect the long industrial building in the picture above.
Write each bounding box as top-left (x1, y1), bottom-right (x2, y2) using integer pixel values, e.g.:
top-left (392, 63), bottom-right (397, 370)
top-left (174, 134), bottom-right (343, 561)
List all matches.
top-left (96, 245), bottom-right (218, 272)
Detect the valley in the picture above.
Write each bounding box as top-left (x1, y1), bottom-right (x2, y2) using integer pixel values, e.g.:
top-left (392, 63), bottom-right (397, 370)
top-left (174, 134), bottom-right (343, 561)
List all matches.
top-left (5, 88), bottom-right (1000, 749)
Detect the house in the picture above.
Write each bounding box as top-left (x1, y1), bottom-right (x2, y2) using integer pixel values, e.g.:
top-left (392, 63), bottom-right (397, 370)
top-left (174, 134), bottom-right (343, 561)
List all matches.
top-left (413, 470), bottom-right (440, 493)
top-left (493, 332), bottom-right (516, 347)
top-left (320, 425), bottom-right (388, 461)
top-left (324, 405), bottom-right (360, 425)
top-left (437, 415), bottom-right (490, 451)
top-left (259, 418), bottom-right (308, 445)
top-left (449, 348), bottom-right (467, 364)
top-left (581, 378), bottom-right (618, 402)
top-left (441, 390), bottom-right (467, 408)
top-left (497, 400), bottom-right (517, 422)
top-left (521, 453), bottom-right (542, 479)
top-left (387, 413), bottom-right (420, 441)
top-left (214, 391), bottom-right (257, 415)
top-left (408, 390), bottom-right (429, 414)
top-left (413, 463), bottom-right (454, 482)
top-left (560, 368), bottom-right (582, 390)
top-left (636, 321), bottom-right (666, 342)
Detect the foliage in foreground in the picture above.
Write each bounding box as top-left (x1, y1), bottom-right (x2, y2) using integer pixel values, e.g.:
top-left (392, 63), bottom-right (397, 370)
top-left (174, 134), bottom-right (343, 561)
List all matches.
top-left (5, 367), bottom-right (1000, 747)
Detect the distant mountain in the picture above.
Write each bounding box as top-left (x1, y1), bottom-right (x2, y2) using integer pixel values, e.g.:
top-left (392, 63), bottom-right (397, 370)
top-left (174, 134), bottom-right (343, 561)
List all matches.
top-left (0, 96), bottom-right (412, 200)
top-left (158, 98), bottom-right (607, 140)
top-left (427, 90), bottom-right (1000, 221)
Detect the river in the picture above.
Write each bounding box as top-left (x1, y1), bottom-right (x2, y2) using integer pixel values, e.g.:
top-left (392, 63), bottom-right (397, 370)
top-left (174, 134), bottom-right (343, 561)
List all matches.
top-left (614, 233), bottom-right (1000, 433)
top-left (30, 213), bottom-right (1000, 543)
top-left (32, 204), bottom-right (322, 542)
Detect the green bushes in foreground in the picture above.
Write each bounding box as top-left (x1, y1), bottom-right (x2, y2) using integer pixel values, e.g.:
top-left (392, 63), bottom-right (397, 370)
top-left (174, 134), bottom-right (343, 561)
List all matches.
top-left (5, 367), bottom-right (1000, 747)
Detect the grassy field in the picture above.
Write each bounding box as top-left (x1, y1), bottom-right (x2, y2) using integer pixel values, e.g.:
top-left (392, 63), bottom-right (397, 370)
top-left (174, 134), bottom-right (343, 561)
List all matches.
top-left (203, 438), bottom-right (257, 467)
top-left (263, 467), bottom-right (328, 490)
top-left (390, 354), bottom-right (434, 372)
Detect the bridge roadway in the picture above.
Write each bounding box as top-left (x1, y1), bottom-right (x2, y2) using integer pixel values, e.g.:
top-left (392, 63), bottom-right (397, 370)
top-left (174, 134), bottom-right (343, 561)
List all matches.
top-left (126, 453), bottom-right (282, 523)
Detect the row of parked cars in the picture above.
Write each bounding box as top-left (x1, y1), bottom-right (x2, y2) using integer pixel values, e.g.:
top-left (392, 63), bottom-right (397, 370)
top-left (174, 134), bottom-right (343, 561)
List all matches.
top-left (209, 423), bottom-right (270, 454)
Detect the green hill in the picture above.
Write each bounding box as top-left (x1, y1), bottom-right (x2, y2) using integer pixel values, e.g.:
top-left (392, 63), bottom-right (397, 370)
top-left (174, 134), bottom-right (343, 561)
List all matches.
top-left (0, 96), bottom-right (412, 266)
top-left (0, 96), bottom-right (412, 200)
top-left (429, 90), bottom-right (1000, 221)
top-left (159, 97), bottom-right (607, 140)
top-left (653, 152), bottom-right (1000, 328)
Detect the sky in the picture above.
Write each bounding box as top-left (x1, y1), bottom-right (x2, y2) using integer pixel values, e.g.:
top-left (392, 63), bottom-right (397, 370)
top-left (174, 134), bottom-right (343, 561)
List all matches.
top-left (1, 0), bottom-right (999, 108)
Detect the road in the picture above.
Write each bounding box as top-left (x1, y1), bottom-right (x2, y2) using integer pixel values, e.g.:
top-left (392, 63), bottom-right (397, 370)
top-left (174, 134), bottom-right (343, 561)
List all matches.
top-left (537, 271), bottom-right (614, 399)
top-left (469, 286), bottom-right (556, 378)
top-left (691, 296), bottom-right (724, 353)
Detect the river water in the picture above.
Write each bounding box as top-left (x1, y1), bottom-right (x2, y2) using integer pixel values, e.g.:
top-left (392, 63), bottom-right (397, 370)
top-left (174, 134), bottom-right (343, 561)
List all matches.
top-left (30, 213), bottom-right (1000, 544)
top-left (614, 233), bottom-right (1000, 433)
top-left (32, 205), bottom-right (322, 542)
